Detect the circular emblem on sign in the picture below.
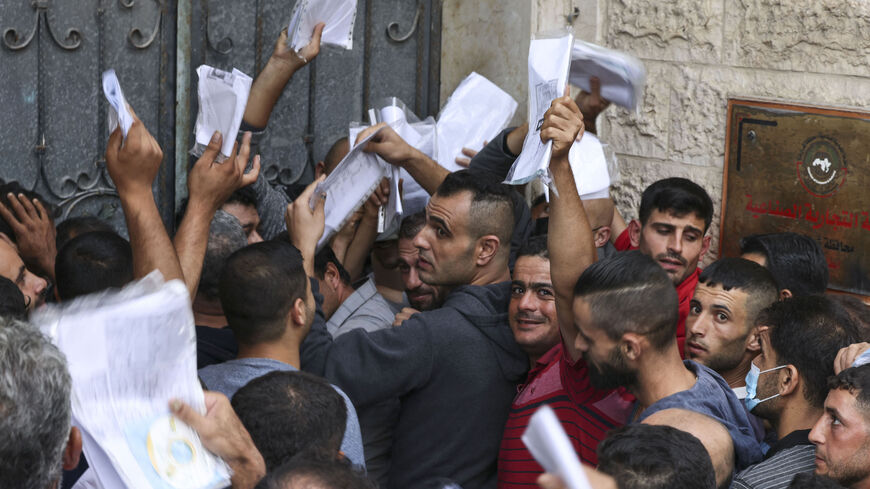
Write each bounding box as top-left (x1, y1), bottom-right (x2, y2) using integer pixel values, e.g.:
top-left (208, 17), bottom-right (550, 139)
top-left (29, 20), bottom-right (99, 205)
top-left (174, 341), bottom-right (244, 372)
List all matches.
top-left (797, 136), bottom-right (848, 198)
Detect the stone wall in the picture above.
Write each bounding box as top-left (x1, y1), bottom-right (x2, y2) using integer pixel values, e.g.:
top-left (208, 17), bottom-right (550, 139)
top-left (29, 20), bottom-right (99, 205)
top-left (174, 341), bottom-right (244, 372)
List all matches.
top-left (440, 0), bottom-right (870, 263)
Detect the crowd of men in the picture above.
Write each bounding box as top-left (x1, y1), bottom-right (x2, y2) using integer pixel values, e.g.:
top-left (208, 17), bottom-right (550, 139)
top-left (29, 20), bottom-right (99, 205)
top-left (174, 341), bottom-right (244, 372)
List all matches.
top-left (2, 23), bottom-right (870, 489)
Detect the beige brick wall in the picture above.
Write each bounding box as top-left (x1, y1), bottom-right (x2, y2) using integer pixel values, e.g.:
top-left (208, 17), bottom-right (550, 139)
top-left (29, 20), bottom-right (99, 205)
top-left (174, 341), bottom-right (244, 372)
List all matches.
top-left (440, 0), bottom-right (870, 263)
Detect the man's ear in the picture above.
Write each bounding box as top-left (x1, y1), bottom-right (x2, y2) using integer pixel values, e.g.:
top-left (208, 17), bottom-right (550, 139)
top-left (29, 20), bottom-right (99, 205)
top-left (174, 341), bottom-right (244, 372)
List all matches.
top-left (746, 325), bottom-right (763, 353)
top-left (779, 289), bottom-right (793, 300)
top-left (628, 220), bottom-right (642, 248)
top-left (289, 297), bottom-right (307, 329)
top-left (698, 235), bottom-right (712, 263)
top-left (779, 365), bottom-right (799, 397)
top-left (593, 226), bottom-right (611, 248)
top-left (314, 161), bottom-right (326, 179)
top-left (475, 235), bottom-right (501, 267)
top-left (324, 262), bottom-right (341, 289)
top-left (62, 427), bottom-right (82, 470)
top-left (621, 333), bottom-right (644, 362)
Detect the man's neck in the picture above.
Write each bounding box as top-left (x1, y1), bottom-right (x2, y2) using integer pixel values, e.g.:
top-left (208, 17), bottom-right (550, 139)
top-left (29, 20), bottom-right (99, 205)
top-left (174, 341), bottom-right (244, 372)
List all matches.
top-left (237, 341), bottom-right (301, 369)
top-left (469, 264), bottom-right (511, 287)
top-left (720, 354), bottom-right (754, 389)
top-left (633, 346), bottom-right (696, 413)
top-left (773, 403), bottom-right (823, 441)
top-left (192, 296), bottom-right (227, 328)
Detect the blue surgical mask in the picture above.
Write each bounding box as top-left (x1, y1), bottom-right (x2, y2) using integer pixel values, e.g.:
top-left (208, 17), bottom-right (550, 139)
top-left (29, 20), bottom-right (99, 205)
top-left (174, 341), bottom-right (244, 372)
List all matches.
top-left (743, 362), bottom-right (787, 412)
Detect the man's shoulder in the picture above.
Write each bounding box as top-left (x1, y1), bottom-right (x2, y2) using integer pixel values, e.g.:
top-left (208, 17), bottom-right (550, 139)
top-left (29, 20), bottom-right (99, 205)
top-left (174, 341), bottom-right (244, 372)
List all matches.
top-left (732, 444), bottom-right (816, 489)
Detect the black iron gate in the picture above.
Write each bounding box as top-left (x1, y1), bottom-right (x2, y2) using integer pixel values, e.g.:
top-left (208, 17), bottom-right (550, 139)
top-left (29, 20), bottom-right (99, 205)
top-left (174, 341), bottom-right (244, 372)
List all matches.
top-left (0, 0), bottom-right (440, 232)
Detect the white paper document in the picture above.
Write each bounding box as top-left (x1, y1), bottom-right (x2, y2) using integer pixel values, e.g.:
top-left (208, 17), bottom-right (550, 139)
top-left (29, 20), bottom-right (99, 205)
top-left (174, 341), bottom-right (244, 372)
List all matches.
top-left (568, 132), bottom-right (610, 199)
top-left (192, 65), bottom-right (252, 160)
top-left (102, 69), bottom-right (134, 140)
top-left (311, 126), bottom-right (390, 248)
top-left (288, 0), bottom-right (357, 51)
top-left (436, 72), bottom-right (518, 172)
top-left (522, 405), bottom-right (593, 489)
top-left (504, 33), bottom-right (574, 186)
top-left (569, 40), bottom-right (646, 110)
top-left (32, 272), bottom-right (230, 489)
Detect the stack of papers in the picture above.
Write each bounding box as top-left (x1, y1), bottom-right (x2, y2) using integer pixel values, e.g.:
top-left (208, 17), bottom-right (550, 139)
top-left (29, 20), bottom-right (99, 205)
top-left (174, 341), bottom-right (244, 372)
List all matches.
top-left (32, 273), bottom-right (230, 489)
top-left (312, 126), bottom-right (390, 249)
top-left (287, 0), bottom-right (357, 51)
top-left (522, 405), bottom-right (593, 489)
top-left (436, 72), bottom-right (518, 172)
top-left (505, 32), bottom-right (574, 186)
top-left (102, 69), bottom-right (134, 140)
top-left (192, 65), bottom-right (252, 160)
top-left (569, 40), bottom-right (645, 110)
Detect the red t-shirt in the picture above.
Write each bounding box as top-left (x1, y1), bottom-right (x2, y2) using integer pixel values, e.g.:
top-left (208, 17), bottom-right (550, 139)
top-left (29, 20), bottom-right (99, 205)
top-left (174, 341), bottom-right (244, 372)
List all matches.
top-left (613, 228), bottom-right (700, 357)
top-left (497, 344), bottom-right (633, 488)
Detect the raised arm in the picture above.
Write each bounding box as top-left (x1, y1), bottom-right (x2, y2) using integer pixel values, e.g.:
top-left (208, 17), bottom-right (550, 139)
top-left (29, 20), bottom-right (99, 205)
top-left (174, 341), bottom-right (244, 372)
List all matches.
top-left (174, 131), bottom-right (260, 299)
top-left (105, 109), bottom-right (182, 283)
top-left (541, 96), bottom-right (596, 363)
top-left (341, 178), bottom-right (389, 281)
top-left (242, 24), bottom-right (323, 128)
top-left (357, 123), bottom-right (448, 196)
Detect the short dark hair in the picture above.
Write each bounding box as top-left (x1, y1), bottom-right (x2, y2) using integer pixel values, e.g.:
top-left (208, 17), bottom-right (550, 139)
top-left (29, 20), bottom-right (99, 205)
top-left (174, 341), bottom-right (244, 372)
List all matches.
top-left (256, 455), bottom-right (376, 489)
top-left (758, 296), bottom-right (860, 409)
top-left (232, 371), bottom-right (347, 471)
top-left (639, 178), bottom-right (713, 232)
top-left (574, 251), bottom-right (679, 350)
top-left (314, 247), bottom-right (351, 285)
top-left (517, 235), bottom-right (549, 260)
top-left (828, 364), bottom-right (870, 415)
top-left (435, 170), bottom-right (515, 250)
top-left (597, 424), bottom-right (716, 489)
top-left (399, 211), bottom-right (426, 240)
top-left (219, 241), bottom-right (307, 345)
top-left (0, 276), bottom-right (26, 320)
top-left (224, 186), bottom-right (258, 209)
top-left (739, 232), bottom-right (828, 296)
top-left (55, 231), bottom-right (133, 301)
top-left (200, 210), bottom-right (246, 301)
top-left (829, 295), bottom-right (870, 342)
top-left (698, 258), bottom-right (779, 328)
top-left (788, 472), bottom-right (844, 488)
top-left (55, 216), bottom-right (116, 252)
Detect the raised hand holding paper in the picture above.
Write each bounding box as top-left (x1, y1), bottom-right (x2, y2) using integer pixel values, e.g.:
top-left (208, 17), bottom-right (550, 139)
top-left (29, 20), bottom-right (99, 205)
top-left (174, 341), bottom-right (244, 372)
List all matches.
top-left (311, 126), bottom-right (389, 249)
top-left (522, 405), bottom-right (593, 489)
top-left (192, 65), bottom-right (252, 160)
top-left (287, 0), bottom-right (357, 51)
top-left (102, 69), bottom-right (134, 140)
top-left (504, 32), bottom-right (574, 186)
top-left (436, 72), bottom-right (518, 172)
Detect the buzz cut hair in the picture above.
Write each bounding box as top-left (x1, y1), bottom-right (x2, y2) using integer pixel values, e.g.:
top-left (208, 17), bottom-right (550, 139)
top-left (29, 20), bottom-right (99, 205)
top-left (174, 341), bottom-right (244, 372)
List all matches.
top-left (434, 170), bottom-right (515, 252)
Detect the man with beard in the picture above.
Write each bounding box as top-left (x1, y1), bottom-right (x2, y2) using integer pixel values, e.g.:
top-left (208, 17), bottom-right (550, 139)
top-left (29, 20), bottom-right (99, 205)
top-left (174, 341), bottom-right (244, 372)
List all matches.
top-left (733, 297), bottom-right (859, 489)
top-left (686, 258), bottom-right (779, 392)
top-left (391, 212), bottom-right (447, 325)
top-left (553, 246), bottom-right (762, 470)
top-left (809, 365), bottom-right (870, 489)
top-left (611, 178), bottom-right (714, 355)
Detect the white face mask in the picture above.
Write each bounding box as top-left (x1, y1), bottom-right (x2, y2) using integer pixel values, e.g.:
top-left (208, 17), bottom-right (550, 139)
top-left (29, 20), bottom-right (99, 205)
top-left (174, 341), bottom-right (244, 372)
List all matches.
top-left (743, 362), bottom-right (787, 412)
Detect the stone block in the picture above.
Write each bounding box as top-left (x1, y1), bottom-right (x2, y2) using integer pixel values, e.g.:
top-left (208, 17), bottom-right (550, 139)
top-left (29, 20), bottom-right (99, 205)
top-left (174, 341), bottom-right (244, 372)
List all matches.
top-left (723, 0), bottom-right (870, 77)
top-left (605, 0), bottom-right (724, 63)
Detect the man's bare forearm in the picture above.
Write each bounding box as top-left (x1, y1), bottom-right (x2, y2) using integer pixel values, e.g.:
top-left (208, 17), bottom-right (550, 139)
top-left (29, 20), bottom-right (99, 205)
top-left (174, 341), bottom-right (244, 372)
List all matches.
top-left (243, 59), bottom-right (299, 129)
top-left (173, 201), bottom-right (213, 299)
top-left (120, 191), bottom-right (184, 283)
top-left (402, 151), bottom-right (449, 196)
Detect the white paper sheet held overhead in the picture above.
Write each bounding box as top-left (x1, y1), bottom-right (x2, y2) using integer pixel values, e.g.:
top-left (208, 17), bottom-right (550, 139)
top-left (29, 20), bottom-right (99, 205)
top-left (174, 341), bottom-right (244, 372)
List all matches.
top-left (522, 405), bottom-right (593, 489)
top-left (311, 126), bottom-right (390, 249)
top-left (436, 72), bottom-right (518, 172)
top-left (288, 0), bottom-right (357, 51)
top-left (568, 132), bottom-right (610, 199)
top-left (102, 69), bottom-right (134, 140)
top-left (32, 273), bottom-right (230, 489)
top-left (192, 65), bottom-right (252, 160)
top-left (569, 40), bottom-right (646, 110)
top-left (504, 33), bottom-right (573, 186)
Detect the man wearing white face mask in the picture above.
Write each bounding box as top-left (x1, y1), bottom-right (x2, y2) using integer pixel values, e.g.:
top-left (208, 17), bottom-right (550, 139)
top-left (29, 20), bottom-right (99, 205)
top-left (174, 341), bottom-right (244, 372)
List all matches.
top-left (732, 296), bottom-right (860, 489)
